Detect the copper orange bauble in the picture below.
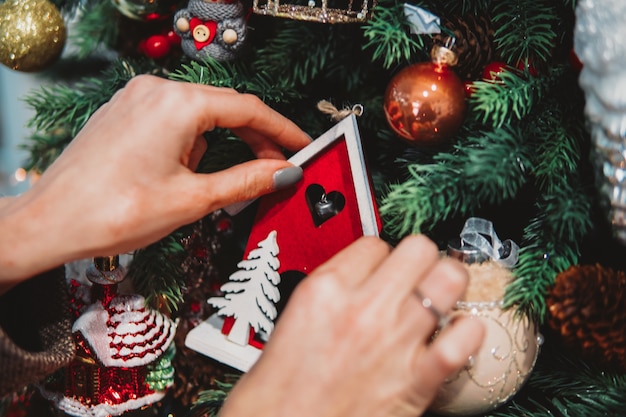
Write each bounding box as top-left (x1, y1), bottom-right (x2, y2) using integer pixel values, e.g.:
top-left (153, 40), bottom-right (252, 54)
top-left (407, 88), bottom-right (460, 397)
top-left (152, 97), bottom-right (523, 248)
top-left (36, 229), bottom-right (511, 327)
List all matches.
top-left (384, 61), bottom-right (467, 145)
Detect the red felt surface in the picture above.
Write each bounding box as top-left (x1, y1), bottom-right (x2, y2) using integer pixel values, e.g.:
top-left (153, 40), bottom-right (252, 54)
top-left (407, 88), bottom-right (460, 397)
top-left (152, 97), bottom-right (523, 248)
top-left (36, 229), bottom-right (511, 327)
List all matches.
top-left (220, 135), bottom-right (381, 346)
top-left (243, 136), bottom-right (377, 274)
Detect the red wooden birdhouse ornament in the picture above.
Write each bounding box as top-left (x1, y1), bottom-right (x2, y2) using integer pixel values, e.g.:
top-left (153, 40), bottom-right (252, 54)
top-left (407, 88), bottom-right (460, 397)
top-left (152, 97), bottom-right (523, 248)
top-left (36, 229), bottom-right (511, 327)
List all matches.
top-left (185, 114), bottom-right (381, 371)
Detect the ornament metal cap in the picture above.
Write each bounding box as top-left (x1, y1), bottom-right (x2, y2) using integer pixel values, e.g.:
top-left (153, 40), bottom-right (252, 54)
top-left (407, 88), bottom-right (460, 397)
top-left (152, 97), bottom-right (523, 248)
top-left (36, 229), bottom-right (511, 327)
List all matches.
top-left (87, 255), bottom-right (126, 285)
top-left (94, 255), bottom-right (119, 271)
top-left (431, 44), bottom-right (458, 67)
top-left (446, 238), bottom-right (489, 264)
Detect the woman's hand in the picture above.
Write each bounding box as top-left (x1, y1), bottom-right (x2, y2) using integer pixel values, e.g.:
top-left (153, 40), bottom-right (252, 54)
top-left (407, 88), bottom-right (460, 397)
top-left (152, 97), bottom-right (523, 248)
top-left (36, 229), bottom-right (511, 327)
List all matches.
top-left (221, 235), bottom-right (485, 417)
top-left (0, 75), bottom-right (310, 290)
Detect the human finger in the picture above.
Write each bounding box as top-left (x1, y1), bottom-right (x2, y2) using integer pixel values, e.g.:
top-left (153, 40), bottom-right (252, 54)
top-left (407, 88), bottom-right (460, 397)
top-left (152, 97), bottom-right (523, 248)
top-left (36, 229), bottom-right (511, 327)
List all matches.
top-left (404, 258), bottom-right (468, 332)
top-left (307, 236), bottom-right (392, 289)
top-left (173, 159), bottom-right (303, 220)
top-left (187, 136), bottom-right (208, 170)
top-left (364, 234), bottom-right (440, 302)
top-left (186, 89), bottom-right (311, 152)
top-left (412, 316), bottom-right (485, 393)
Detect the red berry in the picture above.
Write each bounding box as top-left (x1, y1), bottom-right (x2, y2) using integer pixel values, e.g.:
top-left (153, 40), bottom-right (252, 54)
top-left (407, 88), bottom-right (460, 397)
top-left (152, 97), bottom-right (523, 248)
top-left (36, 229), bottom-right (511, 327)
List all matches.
top-left (464, 81), bottom-right (476, 97)
top-left (142, 34), bottom-right (170, 59)
top-left (166, 30), bottom-right (181, 46)
top-left (482, 61), bottom-right (509, 82)
top-left (569, 48), bottom-right (583, 72)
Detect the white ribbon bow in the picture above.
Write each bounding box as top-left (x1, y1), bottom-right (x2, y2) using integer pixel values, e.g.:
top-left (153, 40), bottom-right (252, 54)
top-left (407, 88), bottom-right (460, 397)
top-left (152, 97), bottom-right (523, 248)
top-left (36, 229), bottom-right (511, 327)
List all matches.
top-left (459, 217), bottom-right (519, 268)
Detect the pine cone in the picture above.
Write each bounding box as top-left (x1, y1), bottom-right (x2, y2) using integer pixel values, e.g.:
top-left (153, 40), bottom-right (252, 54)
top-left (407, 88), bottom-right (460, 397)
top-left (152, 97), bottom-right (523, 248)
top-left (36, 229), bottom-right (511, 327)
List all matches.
top-left (431, 14), bottom-right (496, 81)
top-left (546, 264), bottom-right (626, 373)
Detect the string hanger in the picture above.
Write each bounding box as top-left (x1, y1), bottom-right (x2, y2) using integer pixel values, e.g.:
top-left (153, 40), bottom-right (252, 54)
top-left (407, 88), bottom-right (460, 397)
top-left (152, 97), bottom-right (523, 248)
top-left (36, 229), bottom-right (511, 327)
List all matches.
top-left (317, 100), bottom-right (364, 122)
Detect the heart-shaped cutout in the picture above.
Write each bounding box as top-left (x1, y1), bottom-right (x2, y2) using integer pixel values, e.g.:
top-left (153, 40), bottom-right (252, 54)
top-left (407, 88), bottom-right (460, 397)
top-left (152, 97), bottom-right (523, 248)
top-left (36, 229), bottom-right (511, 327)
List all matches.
top-left (305, 184), bottom-right (345, 227)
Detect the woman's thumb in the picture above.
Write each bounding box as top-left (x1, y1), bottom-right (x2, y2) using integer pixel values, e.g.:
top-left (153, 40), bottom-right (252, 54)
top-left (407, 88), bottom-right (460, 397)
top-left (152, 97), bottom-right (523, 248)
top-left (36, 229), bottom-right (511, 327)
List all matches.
top-left (192, 159), bottom-right (303, 214)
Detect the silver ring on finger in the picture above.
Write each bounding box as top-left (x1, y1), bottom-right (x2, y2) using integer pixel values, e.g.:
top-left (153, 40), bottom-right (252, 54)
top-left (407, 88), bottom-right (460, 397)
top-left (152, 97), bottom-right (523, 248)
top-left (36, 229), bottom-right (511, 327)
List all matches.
top-left (413, 288), bottom-right (451, 329)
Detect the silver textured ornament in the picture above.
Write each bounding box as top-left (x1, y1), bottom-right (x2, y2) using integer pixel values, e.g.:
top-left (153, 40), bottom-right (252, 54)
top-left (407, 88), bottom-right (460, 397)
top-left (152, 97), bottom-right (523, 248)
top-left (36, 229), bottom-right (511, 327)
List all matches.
top-left (575, 0), bottom-right (626, 244)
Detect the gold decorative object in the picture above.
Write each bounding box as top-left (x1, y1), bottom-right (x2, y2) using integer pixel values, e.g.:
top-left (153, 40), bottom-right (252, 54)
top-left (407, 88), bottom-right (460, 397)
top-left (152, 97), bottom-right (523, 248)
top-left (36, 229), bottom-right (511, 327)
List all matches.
top-left (252, 0), bottom-right (376, 23)
top-left (0, 0), bottom-right (66, 72)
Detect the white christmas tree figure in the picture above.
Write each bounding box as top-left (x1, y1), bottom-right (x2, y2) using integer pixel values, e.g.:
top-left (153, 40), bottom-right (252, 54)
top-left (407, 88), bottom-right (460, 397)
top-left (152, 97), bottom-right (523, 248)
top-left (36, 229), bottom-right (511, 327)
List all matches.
top-left (208, 230), bottom-right (281, 346)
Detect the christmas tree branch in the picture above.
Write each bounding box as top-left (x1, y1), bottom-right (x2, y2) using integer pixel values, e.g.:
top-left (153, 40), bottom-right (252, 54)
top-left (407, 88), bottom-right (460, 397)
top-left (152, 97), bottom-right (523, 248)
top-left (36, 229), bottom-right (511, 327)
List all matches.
top-left (19, 128), bottom-right (73, 173)
top-left (380, 125), bottom-right (531, 237)
top-left (529, 105), bottom-right (584, 194)
top-left (469, 65), bottom-right (566, 128)
top-left (481, 339), bottom-right (626, 417)
top-left (53, 0), bottom-right (94, 15)
top-left (492, 0), bottom-right (558, 65)
top-left (169, 59), bottom-right (302, 104)
top-left (21, 59), bottom-right (160, 172)
top-left (24, 59), bottom-right (147, 137)
top-left (127, 231), bottom-right (187, 312)
top-left (253, 21), bottom-right (335, 86)
top-left (426, 0), bottom-right (493, 15)
top-left (68, 0), bottom-right (119, 58)
top-left (362, 1), bottom-right (427, 69)
top-left (505, 183), bottom-right (592, 322)
top-left (192, 377), bottom-right (238, 417)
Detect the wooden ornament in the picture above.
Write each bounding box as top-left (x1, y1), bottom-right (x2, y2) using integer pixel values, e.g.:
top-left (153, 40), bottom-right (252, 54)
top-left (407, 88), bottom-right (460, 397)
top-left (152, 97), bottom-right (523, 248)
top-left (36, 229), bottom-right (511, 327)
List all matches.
top-left (185, 115), bottom-right (381, 371)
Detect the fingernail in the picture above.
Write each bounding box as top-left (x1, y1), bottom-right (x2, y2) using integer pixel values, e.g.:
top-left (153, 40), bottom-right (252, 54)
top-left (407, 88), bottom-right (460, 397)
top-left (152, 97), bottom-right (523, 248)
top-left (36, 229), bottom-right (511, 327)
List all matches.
top-left (273, 166), bottom-right (303, 190)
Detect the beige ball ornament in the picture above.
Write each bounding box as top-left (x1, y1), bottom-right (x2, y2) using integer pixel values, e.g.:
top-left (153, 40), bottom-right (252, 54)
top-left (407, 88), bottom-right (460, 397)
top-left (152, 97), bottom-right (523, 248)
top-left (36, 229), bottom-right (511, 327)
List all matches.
top-left (0, 0), bottom-right (67, 72)
top-left (429, 220), bottom-right (542, 416)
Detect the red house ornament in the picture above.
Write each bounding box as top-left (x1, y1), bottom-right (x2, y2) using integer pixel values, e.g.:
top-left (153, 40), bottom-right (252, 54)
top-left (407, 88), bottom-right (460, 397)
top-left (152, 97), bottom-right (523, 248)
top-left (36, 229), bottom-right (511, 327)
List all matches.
top-left (185, 114), bottom-right (381, 371)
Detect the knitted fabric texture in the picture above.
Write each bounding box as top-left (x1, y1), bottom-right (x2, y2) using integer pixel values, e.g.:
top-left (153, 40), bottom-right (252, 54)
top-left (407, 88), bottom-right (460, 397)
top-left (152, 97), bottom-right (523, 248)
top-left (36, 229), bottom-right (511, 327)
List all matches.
top-left (0, 266), bottom-right (75, 397)
top-left (174, 0), bottom-right (247, 61)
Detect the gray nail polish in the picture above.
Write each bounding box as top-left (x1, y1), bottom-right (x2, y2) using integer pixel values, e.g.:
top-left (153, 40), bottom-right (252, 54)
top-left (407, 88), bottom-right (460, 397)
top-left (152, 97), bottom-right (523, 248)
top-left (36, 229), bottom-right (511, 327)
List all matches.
top-left (273, 166), bottom-right (303, 190)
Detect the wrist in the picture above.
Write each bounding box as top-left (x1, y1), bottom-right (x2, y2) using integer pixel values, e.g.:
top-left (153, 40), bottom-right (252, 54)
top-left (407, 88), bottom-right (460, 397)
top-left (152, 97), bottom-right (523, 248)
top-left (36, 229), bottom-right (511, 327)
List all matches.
top-left (0, 191), bottom-right (73, 293)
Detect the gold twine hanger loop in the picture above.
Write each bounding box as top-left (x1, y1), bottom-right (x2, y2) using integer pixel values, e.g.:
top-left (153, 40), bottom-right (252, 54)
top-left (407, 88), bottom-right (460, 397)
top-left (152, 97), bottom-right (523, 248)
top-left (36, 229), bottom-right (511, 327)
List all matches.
top-left (317, 100), bottom-right (364, 121)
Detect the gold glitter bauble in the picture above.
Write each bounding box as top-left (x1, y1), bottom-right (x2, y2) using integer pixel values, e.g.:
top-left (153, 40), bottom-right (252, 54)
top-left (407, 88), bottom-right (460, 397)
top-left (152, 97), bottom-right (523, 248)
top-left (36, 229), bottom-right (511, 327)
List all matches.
top-left (0, 0), bottom-right (66, 72)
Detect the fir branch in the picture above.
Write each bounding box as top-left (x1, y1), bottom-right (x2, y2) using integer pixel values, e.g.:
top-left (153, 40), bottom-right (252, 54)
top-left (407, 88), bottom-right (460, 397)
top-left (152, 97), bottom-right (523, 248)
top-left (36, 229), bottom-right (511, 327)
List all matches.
top-left (169, 58), bottom-right (232, 86)
top-left (197, 133), bottom-right (255, 174)
top-left (380, 126), bottom-right (531, 238)
top-left (52, 0), bottom-right (93, 15)
top-left (192, 376), bottom-right (239, 417)
top-left (19, 127), bottom-right (73, 173)
top-left (528, 354), bottom-right (626, 416)
top-left (362, 2), bottom-right (427, 69)
top-left (127, 231), bottom-right (187, 312)
top-left (68, 0), bottom-right (119, 58)
top-left (492, 0), bottom-right (558, 66)
top-left (529, 108), bottom-right (583, 194)
top-left (419, 0), bottom-right (494, 16)
top-left (505, 184), bottom-right (592, 322)
top-left (24, 59), bottom-right (145, 137)
top-left (562, 0), bottom-right (577, 10)
top-left (469, 65), bottom-right (565, 128)
top-left (253, 22), bottom-right (333, 86)
top-left (483, 343), bottom-right (626, 417)
top-left (169, 59), bottom-right (302, 104)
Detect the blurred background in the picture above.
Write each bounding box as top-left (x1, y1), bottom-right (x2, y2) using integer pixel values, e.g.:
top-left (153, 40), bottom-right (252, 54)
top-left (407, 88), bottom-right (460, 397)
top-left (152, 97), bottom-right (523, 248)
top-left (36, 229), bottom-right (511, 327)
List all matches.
top-left (0, 67), bottom-right (46, 196)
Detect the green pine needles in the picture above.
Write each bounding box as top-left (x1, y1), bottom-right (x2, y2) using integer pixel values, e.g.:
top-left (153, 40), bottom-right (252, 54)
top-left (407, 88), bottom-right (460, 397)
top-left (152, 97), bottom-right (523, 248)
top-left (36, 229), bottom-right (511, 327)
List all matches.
top-left (380, 125), bottom-right (532, 236)
top-left (492, 0), bottom-right (558, 67)
top-left (21, 59), bottom-right (148, 172)
top-left (363, 1), bottom-right (427, 69)
top-left (470, 65), bottom-right (566, 128)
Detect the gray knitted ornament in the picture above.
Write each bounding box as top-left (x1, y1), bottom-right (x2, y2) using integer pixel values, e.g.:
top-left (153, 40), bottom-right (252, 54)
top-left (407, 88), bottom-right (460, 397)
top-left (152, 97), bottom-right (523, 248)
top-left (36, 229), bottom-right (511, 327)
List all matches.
top-left (173, 0), bottom-right (247, 61)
